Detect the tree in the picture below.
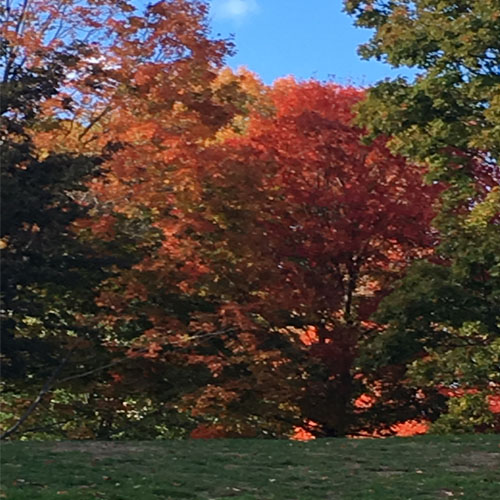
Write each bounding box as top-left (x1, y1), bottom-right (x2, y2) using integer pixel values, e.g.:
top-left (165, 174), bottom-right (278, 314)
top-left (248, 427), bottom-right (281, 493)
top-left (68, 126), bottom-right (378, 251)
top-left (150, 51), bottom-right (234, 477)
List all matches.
top-left (0, 0), bottom-right (116, 439)
top-left (345, 0), bottom-right (500, 432)
top-left (344, 0), bottom-right (499, 170)
top-left (1, 0), bottom-right (238, 440)
top-left (81, 74), bottom-right (440, 438)
top-left (83, 67), bottom-right (305, 438)
top-left (181, 79), bottom-right (441, 436)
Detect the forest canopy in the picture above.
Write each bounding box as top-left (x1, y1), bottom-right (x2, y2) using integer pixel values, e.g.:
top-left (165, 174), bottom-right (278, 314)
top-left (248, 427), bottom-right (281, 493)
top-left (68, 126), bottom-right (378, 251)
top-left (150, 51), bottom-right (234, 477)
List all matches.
top-left (1, 0), bottom-right (498, 440)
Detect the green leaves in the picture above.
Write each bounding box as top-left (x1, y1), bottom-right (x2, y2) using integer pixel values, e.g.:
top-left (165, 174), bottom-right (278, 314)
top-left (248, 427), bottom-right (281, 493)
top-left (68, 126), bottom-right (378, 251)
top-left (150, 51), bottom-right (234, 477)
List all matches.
top-left (346, 0), bottom-right (500, 433)
top-left (346, 0), bottom-right (500, 177)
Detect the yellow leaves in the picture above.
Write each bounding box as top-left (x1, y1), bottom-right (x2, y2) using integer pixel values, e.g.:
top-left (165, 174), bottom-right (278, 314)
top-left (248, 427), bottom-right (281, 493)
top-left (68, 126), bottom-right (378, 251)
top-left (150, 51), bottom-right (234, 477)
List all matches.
top-left (465, 187), bottom-right (500, 229)
top-left (31, 117), bottom-right (102, 156)
top-left (213, 66), bottom-right (264, 98)
top-left (188, 384), bottom-right (239, 417)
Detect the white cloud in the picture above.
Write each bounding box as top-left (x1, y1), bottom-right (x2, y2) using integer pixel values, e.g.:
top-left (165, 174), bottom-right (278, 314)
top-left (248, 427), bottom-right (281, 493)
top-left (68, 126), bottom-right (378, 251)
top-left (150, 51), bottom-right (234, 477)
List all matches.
top-left (212, 0), bottom-right (259, 22)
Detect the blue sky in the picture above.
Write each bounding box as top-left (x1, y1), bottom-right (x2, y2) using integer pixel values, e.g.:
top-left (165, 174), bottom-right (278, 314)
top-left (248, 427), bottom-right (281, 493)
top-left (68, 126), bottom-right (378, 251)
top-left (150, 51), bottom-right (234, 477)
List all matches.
top-left (209, 0), bottom-right (414, 86)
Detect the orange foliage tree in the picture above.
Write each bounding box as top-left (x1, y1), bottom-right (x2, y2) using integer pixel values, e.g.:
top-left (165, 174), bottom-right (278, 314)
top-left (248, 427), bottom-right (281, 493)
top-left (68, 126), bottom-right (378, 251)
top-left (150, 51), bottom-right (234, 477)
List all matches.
top-left (89, 76), bottom-right (441, 437)
top-left (1, 0), bottom-right (254, 440)
top-left (192, 79), bottom-right (442, 436)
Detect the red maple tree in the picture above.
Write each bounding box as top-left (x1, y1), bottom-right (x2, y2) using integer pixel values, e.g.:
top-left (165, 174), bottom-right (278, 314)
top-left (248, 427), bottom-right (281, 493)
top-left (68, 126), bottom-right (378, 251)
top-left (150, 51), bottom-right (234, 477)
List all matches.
top-left (178, 79), bottom-right (442, 436)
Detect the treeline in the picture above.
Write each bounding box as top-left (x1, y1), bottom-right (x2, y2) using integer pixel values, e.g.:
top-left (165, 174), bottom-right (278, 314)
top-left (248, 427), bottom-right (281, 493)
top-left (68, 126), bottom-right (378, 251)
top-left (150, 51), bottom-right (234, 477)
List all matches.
top-left (1, 0), bottom-right (499, 440)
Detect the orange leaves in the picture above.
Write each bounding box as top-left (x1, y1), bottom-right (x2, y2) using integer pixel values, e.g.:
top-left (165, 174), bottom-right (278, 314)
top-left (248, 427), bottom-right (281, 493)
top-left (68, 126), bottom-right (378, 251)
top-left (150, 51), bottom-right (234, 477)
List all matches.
top-left (82, 76), bottom-right (440, 438)
top-left (230, 79), bottom-right (440, 320)
top-left (438, 387), bottom-right (500, 415)
top-left (117, 121), bottom-right (159, 145)
top-left (218, 303), bottom-right (256, 331)
top-left (144, 341), bottom-right (163, 359)
top-left (489, 394), bottom-right (500, 414)
top-left (110, 372), bottom-right (124, 383)
top-left (95, 290), bottom-right (127, 313)
top-left (268, 78), bottom-right (360, 123)
top-left (354, 393), bottom-right (377, 409)
top-left (291, 421), bottom-right (318, 441)
top-left (300, 326), bottom-right (319, 346)
top-left (124, 281), bottom-right (149, 302)
top-left (188, 385), bottom-right (239, 417)
top-left (133, 65), bottom-right (161, 87)
top-left (23, 0), bottom-right (444, 438)
top-left (179, 258), bottom-right (210, 281)
top-left (390, 420), bottom-right (429, 436)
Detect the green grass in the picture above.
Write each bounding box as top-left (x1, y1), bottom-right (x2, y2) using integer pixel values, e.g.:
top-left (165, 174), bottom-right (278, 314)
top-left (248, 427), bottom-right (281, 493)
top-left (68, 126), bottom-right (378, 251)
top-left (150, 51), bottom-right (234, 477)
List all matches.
top-left (1, 435), bottom-right (499, 499)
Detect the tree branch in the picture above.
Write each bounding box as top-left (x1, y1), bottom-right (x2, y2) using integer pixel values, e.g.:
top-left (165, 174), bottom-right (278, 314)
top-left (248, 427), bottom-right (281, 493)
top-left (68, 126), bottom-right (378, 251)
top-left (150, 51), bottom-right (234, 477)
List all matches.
top-left (78, 105), bottom-right (111, 141)
top-left (58, 328), bottom-right (236, 384)
top-left (0, 355), bottom-right (70, 440)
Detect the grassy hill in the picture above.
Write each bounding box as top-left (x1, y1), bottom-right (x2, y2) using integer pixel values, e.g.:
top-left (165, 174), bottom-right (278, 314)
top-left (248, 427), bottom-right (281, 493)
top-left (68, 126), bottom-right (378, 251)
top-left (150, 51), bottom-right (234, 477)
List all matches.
top-left (1, 434), bottom-right (499, 499)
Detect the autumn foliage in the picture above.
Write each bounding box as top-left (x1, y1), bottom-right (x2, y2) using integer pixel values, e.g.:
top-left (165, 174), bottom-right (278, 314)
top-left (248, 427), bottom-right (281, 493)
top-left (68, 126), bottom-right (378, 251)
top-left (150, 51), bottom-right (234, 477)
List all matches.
top-left (80, 75), bottom-right (442, 438)
top-left (2, 0), bottom-right (497, 441)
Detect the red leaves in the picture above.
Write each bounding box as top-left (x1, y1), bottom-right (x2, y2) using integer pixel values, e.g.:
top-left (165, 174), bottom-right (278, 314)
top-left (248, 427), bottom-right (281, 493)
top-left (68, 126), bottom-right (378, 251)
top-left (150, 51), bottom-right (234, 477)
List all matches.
top-left (86, 77), bottom-right (441, 437)
top-left (221, 79), bottom-right (440, 327)
top-left (489, 395), bottom-right (500, 414)
top-left (390, 420), bottom-right (430, 436)
top-left (74, 215), bottom-right (116, 240)
top-left (190, 424), bottom-right (227, 439)
top-left (438, 387), bottom-right (500, 415)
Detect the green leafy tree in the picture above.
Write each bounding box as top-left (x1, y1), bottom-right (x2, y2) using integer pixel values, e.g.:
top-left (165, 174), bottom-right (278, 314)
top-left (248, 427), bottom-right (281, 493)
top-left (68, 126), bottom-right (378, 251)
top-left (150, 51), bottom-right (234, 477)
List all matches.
top-left (345, 0), bottom-right (500, 432)
top-left (0, 2), bottom-right (123, 439)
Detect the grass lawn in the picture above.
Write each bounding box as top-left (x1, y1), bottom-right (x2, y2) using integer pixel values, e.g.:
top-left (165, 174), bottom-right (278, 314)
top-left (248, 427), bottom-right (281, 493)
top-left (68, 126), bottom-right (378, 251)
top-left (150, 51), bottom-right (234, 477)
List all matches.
top-left (1, 434), bottom-right (499, 499)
